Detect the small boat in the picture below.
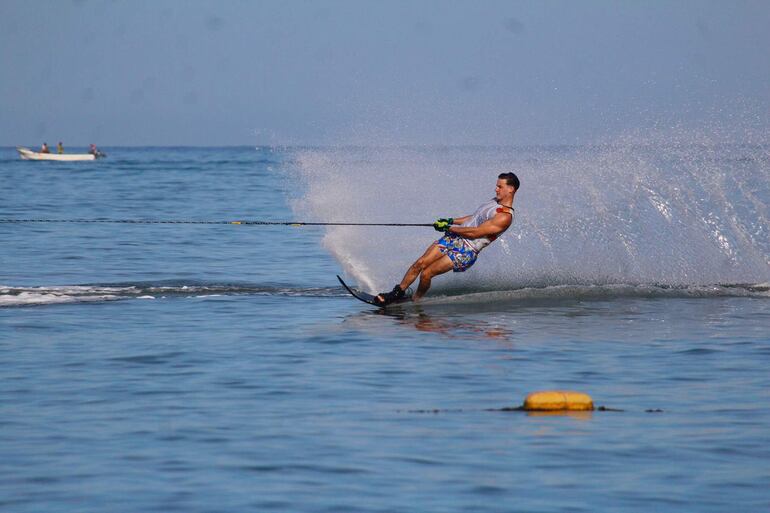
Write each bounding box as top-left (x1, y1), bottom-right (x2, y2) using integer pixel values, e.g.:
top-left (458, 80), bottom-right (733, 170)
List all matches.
top-left (17, 146), bottom-right (103, 161)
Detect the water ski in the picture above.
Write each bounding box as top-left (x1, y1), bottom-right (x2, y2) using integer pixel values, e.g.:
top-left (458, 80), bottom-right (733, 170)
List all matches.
top-left (336, 275), bottom-right (412, 307)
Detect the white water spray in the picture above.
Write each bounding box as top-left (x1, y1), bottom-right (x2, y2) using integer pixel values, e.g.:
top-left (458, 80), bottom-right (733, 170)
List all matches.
top-left (291, 132), bottom-right (770, 294)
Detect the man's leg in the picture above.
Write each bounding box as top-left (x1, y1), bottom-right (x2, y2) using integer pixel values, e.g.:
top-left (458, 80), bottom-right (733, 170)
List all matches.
top-left (398, 243), bottom-right (446, 291)
top-left (376, 243), bottom-right (446, 304)
top-left (414, 254), bottom-right (454, 300)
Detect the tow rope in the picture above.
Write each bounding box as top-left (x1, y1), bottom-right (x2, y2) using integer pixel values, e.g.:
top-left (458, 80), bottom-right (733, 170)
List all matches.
top-left (0, 218), bottom-right (433, 227)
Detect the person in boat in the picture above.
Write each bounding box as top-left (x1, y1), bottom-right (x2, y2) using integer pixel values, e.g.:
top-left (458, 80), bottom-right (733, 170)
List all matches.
top-left (57, 142), bottom-right (64, 154)
top-left (40, 143), bottom-right (50, 153)
top-left (375, 172), bottom-right (520, 305)
top-left (88, 144), bottom-right (99, 156)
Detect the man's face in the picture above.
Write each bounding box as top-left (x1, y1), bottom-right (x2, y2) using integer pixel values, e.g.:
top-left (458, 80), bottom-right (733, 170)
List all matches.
top-left (495, 178), bottom-right (514, 200)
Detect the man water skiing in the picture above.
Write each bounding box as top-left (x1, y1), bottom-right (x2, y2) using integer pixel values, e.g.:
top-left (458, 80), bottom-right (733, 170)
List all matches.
top-left (375, 172), bottom-right (520, 305)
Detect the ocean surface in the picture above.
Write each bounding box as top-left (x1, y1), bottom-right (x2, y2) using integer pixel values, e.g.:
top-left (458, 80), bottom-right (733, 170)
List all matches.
top-left (1, 143), bottom-right (769, 512)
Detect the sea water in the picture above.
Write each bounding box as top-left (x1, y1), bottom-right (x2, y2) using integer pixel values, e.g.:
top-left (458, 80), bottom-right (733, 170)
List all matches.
top-left (0, 142), bottom-right (768, 512)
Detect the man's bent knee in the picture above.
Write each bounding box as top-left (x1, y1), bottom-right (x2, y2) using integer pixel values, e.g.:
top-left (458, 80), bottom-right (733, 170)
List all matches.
top-left (414, 254), bottom-right (437, 272)
top-left (410, 259), bottom-right (427, 274)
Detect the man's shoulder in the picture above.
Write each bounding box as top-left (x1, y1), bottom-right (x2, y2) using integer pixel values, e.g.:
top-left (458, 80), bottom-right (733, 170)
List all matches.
top-left (491, 209), bottom-right (514, 229)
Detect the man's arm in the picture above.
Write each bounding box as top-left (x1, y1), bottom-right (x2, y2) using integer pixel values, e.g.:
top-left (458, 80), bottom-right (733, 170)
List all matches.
top-left (447, 212), bottom-right (511, 239)
top-left (450, 215), bottom-right (471, 225)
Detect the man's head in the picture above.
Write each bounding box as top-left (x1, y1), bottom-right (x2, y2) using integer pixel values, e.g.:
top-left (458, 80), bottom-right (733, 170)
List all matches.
top-left (495, 172), bottom-right (519, 202)
top-left (498, 172), bottom-right (519, 191)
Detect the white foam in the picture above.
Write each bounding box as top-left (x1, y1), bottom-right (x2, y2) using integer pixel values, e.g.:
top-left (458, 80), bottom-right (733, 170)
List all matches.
top-left (0, 285), bottom-right (132, 307)
top-left (0, 283), bottom-right (348, 307)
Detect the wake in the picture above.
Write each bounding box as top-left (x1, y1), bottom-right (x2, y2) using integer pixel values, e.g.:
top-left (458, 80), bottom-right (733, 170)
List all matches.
top-left (3, 281), bottom-right (767, 308)
top-left (0, 282), bottom-right (343, 308)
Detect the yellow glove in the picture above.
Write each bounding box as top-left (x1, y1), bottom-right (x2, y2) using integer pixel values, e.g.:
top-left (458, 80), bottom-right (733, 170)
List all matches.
top-left (433, 218), bottom-right (453, 232)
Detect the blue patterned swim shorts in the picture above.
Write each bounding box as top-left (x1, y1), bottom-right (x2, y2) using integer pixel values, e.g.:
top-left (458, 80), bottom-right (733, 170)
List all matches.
top-left (437, 233), bottom-right (478, 272)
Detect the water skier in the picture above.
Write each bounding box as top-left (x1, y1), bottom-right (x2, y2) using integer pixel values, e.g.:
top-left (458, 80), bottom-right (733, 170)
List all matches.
top-left (375, 172), bottom-right (520, 305)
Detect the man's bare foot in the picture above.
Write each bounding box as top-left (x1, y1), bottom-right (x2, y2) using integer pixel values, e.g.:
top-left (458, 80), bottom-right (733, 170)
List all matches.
top-left (374, 285), bottom-right (405, 305)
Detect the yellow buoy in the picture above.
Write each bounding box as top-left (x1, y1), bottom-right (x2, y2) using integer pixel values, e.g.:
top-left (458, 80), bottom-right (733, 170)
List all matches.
top-left (523, 390), bottom-right (594, 411)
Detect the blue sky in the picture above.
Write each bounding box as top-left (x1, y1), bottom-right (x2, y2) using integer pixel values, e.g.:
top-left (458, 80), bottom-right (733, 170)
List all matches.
top-left (1, 0), bottom-right (769, 146)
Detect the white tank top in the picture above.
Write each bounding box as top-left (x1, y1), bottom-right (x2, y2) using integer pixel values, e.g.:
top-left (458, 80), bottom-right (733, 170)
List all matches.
top-left (458, 199), bottom-right (514, 253)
